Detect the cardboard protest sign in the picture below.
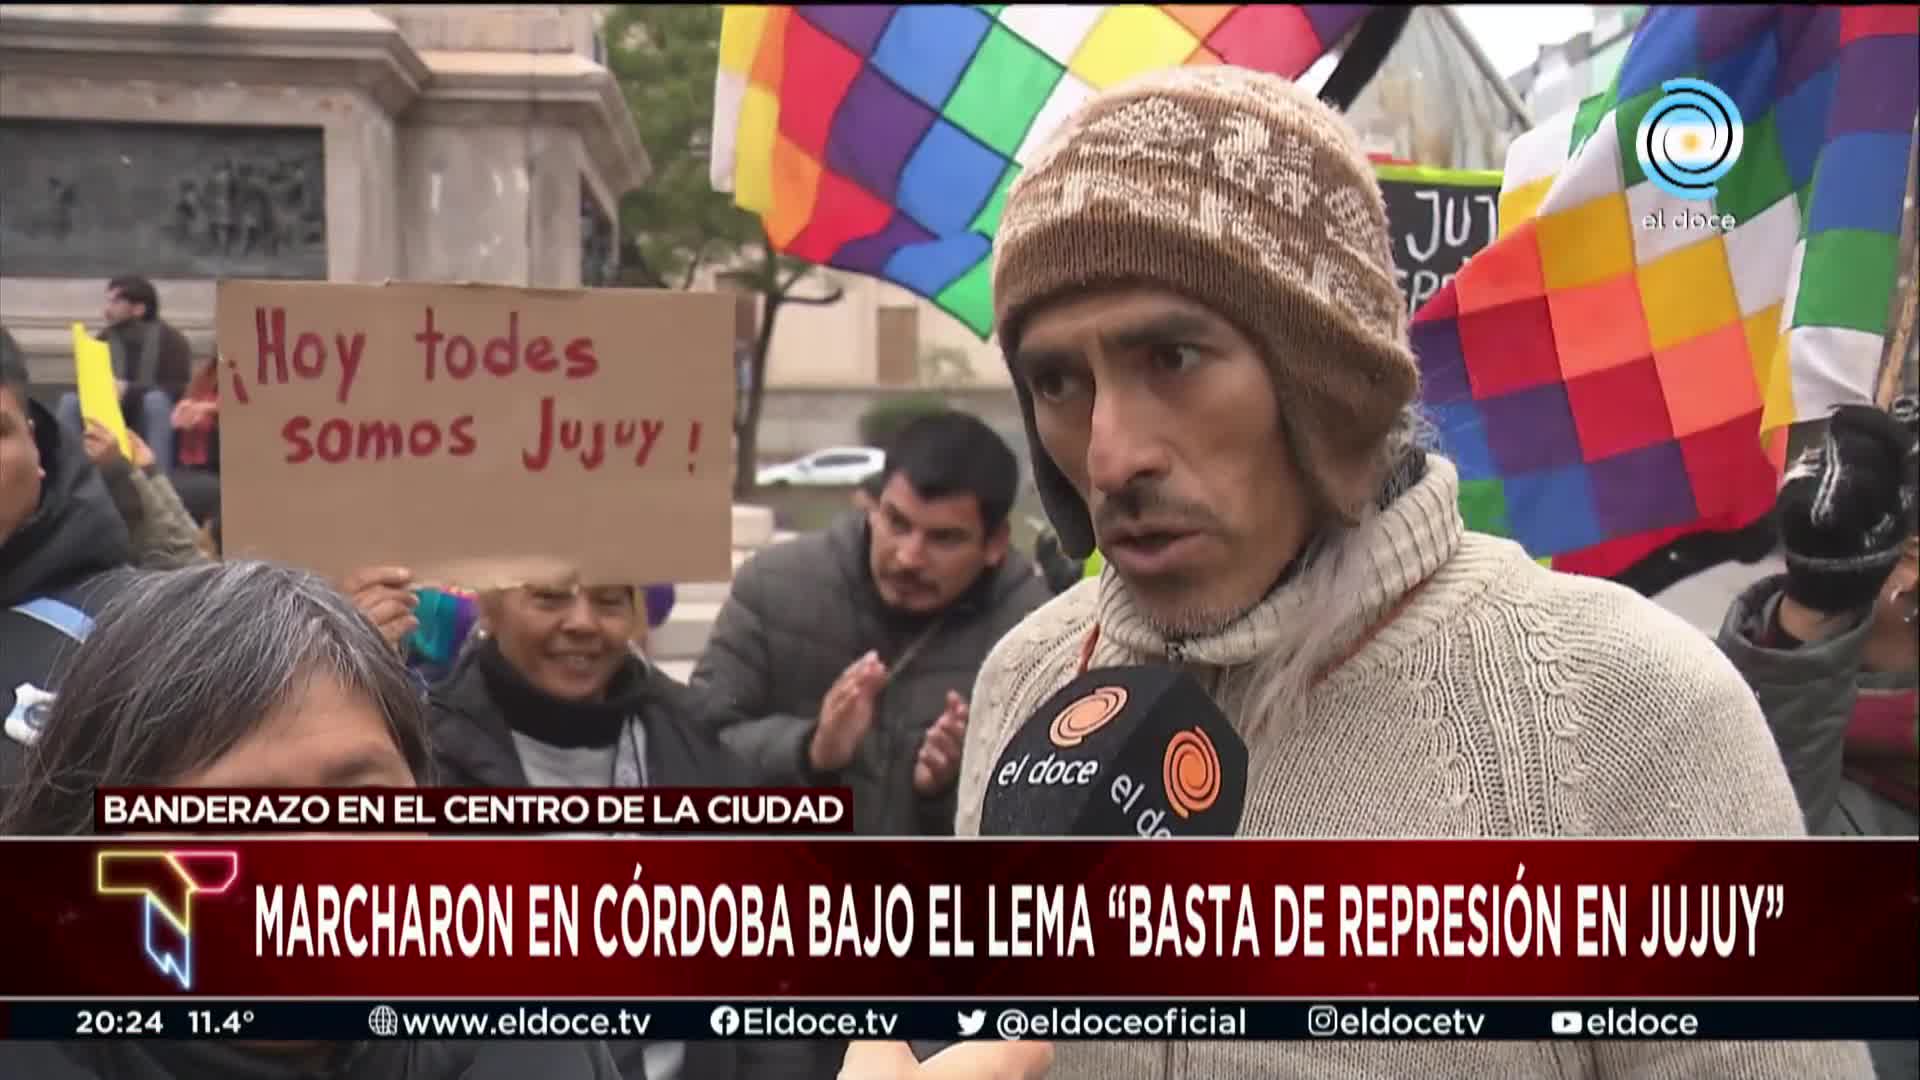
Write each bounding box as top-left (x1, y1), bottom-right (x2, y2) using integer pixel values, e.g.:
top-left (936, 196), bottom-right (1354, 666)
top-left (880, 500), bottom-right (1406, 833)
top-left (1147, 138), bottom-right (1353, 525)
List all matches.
top-left (1373, 163), bottom-right (1502, 318)
top-left (213, 281), bottom-right (734, 589)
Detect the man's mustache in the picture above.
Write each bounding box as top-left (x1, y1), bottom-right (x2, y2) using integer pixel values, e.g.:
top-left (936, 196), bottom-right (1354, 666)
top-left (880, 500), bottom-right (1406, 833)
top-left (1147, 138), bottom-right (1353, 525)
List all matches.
top-left (884, 569), bottom-right (933, 590)
top-left (1093, 483), bottom-right (1221, 536)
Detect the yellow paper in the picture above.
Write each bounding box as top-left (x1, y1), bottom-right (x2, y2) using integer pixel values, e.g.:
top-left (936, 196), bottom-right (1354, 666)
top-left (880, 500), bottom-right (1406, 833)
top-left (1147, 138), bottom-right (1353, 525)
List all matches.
top-left (72, 322), bottom-right (130, 457)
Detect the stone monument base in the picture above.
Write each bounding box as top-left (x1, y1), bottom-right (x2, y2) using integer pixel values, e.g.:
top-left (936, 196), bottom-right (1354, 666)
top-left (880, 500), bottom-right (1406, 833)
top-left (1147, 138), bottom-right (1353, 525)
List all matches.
top-left (0, 4), bottom-right (647, 390)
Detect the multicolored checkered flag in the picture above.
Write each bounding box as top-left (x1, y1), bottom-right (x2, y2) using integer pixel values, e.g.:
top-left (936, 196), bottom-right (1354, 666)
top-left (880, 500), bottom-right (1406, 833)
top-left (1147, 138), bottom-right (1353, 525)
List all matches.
top-left (1413, 5), bottom-right (1917, 572)
top-left (709, 4), bottom-right (1364, 336)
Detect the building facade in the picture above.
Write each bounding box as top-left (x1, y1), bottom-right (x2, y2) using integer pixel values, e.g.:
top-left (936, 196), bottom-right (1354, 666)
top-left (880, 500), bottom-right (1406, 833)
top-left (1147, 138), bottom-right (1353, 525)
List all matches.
top-left (1509, 6), bottom-right (1646, 122)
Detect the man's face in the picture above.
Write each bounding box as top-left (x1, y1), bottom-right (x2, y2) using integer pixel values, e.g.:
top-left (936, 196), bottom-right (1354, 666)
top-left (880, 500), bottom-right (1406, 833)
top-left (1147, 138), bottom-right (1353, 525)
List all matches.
top-left (867, 471), bottom-right (1008, 615)
top-left (0, 387), bottom-right (43, 546)
top-left (1014, 287), bottom-right (1315, 635)
top-left (482, 580), bottom-right (638, 702)
top-left (103, 288), bottom-right (141, 326)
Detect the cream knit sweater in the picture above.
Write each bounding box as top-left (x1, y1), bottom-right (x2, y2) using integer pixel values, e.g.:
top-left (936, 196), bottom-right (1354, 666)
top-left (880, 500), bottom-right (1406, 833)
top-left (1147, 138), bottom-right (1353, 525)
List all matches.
top-left (956, 457), bottom-right (1871, 1080)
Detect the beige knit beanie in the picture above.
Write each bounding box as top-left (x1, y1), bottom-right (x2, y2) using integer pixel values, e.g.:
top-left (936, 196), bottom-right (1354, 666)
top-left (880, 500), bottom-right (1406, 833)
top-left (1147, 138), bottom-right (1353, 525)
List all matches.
top-left (993, 65), bottom-right (1418, 560)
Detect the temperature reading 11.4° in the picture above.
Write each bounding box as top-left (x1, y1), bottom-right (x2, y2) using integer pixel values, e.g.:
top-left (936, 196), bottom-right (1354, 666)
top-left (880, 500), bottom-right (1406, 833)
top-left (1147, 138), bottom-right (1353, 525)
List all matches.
top-left (189, 1008), bottom-right (257, 1036)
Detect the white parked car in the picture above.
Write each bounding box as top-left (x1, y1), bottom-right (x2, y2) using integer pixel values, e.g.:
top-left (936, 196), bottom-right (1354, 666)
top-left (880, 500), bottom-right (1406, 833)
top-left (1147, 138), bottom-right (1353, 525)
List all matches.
top-left (755, 446), bottom-right (886, 488)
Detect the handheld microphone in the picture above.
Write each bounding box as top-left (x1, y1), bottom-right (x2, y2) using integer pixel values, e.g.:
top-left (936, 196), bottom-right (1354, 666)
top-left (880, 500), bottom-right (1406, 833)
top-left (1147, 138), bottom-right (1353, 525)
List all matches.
top-left (978, 666), bottom-right (1247, 837)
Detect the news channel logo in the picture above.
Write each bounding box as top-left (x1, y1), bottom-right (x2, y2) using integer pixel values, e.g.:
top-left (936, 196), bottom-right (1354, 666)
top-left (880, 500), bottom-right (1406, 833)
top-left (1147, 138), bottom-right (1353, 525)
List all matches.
top-left (1162, 727), bottom-right (1222, 819)
top-left (94, 849), bottom-right (242, 990)
top-left (1046, 683), bottom-right (1223, 820)
top-left (1048, 686), bottom-right (1127, 748)
top-left (1635, 78), bottom-right (1744, 201)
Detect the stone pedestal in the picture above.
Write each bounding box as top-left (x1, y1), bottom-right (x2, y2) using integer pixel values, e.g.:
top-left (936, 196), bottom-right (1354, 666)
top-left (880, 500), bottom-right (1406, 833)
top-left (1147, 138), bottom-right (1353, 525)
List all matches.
top-left (0, 4), bottom-right (648, 390)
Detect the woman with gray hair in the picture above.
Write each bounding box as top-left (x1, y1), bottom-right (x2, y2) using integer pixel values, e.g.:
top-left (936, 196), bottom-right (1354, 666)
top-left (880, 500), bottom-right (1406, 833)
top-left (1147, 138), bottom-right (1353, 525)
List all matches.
top-left (0, 560), bottom-right (623, 1080)
top-left (0, 561), bottom-right (1046, 1080)
top-left (1, 560), bottom-right (427, 835)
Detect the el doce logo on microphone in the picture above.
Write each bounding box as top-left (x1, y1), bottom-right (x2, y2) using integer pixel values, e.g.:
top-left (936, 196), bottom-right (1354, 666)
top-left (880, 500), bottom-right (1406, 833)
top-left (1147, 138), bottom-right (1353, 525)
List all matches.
top-left (1049, 687), bottom-right (1127, 748)
top-left (1041, 684), bottom-right (1220, 818)
top-left (1162, 728), bottom-right (1221, 818)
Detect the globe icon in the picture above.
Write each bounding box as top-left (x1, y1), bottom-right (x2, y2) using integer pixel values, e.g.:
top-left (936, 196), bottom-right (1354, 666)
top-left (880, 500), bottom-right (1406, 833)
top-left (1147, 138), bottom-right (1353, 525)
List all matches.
top-left (367, 1004), bottom-right (400, 1037)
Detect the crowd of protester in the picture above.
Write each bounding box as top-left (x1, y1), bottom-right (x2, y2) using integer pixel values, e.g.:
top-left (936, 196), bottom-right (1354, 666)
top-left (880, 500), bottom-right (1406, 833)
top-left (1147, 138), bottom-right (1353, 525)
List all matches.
top-left (1, 64), bottom-right (1914, 1080)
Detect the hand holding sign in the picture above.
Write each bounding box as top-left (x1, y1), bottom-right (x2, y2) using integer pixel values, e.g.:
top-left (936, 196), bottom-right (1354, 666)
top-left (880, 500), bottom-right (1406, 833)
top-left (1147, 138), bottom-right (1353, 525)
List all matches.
top-left (214, 282), bottom-right (734, 589)
top-left (341, 565), bottom-right (420, 650)
top-left (81, 420), bottom-right (123, 470)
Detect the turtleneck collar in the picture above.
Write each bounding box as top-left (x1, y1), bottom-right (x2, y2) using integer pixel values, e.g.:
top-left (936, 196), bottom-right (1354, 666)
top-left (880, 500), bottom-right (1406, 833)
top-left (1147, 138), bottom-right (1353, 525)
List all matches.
top-left (474, 637), bottom-right (648, 749)
top-left (1095, 453), bottom-right (1463, 671)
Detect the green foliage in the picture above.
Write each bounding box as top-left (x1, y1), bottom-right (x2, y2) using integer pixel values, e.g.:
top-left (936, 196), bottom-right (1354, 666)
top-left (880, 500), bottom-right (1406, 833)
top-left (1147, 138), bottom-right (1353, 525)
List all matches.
top-left (606, 4), bottom-right (756, 288)
top-left (858, 394), bottom-right (951, 451)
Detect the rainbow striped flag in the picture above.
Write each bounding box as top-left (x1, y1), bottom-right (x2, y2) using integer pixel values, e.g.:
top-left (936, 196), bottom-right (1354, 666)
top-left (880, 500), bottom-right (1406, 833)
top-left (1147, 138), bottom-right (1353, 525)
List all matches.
top-left (1413, 5), bottom-right (1918, 570)
top-left (709, 4), bottom-right (1365, 336)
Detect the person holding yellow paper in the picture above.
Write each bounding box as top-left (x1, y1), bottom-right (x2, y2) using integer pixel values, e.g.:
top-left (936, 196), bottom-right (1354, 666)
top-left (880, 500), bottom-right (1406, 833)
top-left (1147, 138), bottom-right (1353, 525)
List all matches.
top-left (79, 420), bottom-right (202, 571)
top-left (55, 276), bottom-right (193, 473)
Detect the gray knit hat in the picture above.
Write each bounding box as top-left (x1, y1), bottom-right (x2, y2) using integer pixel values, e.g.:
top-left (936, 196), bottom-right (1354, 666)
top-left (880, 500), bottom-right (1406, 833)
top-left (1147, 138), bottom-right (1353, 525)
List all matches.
top-left (992, 66), bottom-right (1418, 560)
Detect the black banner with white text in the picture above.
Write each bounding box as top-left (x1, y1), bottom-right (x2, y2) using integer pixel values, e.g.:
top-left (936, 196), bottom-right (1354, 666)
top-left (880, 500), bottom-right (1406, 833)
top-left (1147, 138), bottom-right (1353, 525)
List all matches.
top-left (8, 999), bottom-right (1914, 1042)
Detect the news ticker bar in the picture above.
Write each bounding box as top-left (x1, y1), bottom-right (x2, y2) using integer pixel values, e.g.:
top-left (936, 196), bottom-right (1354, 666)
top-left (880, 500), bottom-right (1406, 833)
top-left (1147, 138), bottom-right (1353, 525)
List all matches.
top-left (6, 1000), bottom-right (1915, 1042)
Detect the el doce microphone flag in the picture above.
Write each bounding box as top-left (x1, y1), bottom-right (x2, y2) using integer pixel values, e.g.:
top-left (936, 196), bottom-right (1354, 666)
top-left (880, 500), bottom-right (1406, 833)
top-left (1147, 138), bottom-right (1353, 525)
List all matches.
top-left (980, 667), bottom-right (1247, 837)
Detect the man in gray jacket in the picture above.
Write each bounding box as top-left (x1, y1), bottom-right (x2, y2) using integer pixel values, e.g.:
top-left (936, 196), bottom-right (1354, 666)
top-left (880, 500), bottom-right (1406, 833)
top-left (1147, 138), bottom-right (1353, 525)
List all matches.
top-left (695, 411), bottom-right (1050, 838)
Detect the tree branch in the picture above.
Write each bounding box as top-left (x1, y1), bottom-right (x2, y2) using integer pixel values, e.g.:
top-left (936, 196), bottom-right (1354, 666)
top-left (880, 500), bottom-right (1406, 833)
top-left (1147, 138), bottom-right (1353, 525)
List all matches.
top-left (678, 241), bottom-right (714, 290)
top-left (772, 259), bottom-right (844, 306)
top-left (620, 237), bottom-right (669, 289)
top-left (784, 282), bottom-right (844, 307)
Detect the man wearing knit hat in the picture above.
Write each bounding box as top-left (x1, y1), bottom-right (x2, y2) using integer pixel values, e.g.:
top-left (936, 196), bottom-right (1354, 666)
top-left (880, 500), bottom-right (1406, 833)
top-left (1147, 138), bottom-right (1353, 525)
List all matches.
top-left (956, 66), bottom-right (1870, 1077)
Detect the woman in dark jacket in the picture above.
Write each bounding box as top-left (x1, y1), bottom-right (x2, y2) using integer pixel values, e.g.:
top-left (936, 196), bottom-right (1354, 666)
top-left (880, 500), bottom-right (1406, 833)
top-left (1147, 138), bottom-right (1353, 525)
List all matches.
top-left (426, 579), bottom-right (751, 792)
top-left (425, 577), bottom-right (808, 1080)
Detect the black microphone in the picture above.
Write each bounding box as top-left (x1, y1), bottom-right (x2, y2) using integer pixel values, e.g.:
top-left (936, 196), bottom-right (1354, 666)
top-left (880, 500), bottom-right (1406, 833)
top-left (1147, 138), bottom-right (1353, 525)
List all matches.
top-left (978, 666), bottom-right (1247, 837)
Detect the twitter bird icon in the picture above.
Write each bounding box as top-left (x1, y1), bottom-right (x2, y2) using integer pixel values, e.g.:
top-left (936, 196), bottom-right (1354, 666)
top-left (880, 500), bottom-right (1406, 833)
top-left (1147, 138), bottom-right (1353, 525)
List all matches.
top-left (956, 1009), bottom-right (987, 1037)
